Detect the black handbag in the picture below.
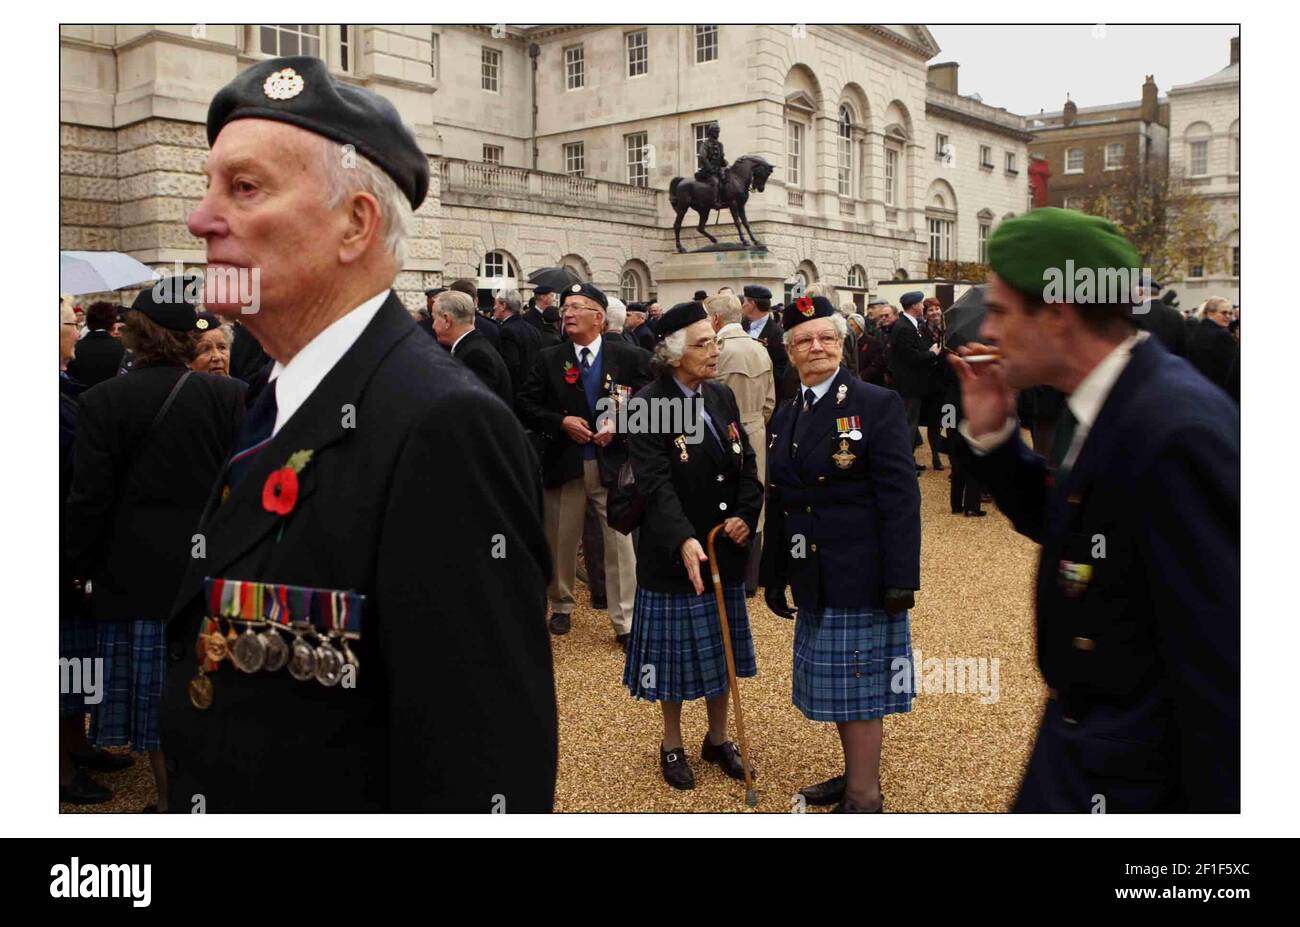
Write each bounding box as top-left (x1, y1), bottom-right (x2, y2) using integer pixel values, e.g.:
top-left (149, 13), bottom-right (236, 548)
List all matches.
top-left (605, 458), bottom-right (645, 535)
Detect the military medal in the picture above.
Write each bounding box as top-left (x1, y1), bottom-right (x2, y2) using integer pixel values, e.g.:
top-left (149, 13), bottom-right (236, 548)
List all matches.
top-left (674, 435), bottom-right (689, 462)
top-left (262, 628), bottom-right (290, 673)
top-left (835, 416), bottom-right (863, 442)
top-left (832, 439), bottom-right (857, 470)
top-left (233, 628), bottom-right (267, 673)
top-left (188, 672), bottom-right (214, 711)
top-left (288, 628), bottom-right (318, 681)
top-left (726, 422), bottom-right (742, 455)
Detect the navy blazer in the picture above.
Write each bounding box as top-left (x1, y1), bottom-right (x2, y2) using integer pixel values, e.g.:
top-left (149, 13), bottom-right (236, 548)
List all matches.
top-left (964, 335), bottom-right (1240, 812)
top-left (763, 367), bottom-right (922, 610)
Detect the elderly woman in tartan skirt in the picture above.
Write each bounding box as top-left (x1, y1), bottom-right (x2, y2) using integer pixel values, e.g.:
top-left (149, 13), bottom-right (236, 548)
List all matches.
top-left (762, 296), bottom-right (922, 813)
top-left (622, 302), bottom-right (764, 790)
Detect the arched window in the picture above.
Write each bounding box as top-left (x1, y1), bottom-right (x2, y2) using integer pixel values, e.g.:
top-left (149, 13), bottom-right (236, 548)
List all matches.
top-left (478, 250), bottom-right (518, 281)
top-left (846, 265), bottom-right (866, 289)
top-left (1185, 121), bottom-right (1212, 177)
top-left (838, 105), bottom-right (854, 197)
top-left (620, 269), bottom-right (642, 304)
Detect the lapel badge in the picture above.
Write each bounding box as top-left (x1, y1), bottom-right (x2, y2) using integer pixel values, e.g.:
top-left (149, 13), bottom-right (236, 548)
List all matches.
top-left (832, 439), bottom-right (856, 470)
top-left (727, 422), bottom-right (743, 455)
top-left (835, 383), bottom-right (848, 406)
top-left (263, 67), bottom-right (305, 101)
top-left (1068, 491), bottom-right (1084, 505)
top-left (1058, 560), bottom-right (1093, 598)
top-left (674, 435), bottom-right (690, 462)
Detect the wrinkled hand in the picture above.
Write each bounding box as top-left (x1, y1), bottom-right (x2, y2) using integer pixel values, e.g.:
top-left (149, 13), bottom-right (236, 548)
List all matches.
top-left (679, 537), bottom-right (708, 596)
top-left (765, 586), bottom-right (795, 620)
top-left (562, 415), bottom-right (594, 445)
top-left (591, 417), bottom-right (616, 447)
top-left (928, 342), bottom-right (941, 355)
top-left (947, 342), bottom-right (1016, 438)
top-left (883, 587), bottom-right (915, 616)
top-left (722, 517), bottom-right (749, 546)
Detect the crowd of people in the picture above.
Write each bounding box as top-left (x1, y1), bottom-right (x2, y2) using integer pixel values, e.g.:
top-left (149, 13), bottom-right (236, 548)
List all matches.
top-left (58, 55), bottom-right (1240, 815)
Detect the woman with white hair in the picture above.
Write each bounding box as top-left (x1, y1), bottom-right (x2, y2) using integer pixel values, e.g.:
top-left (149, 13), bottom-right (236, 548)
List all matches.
top-left (623, 301), bottom-right (763, 791)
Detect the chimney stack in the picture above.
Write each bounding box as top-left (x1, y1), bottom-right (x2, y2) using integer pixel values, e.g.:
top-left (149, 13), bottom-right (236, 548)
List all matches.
top-left (1141, 76), bottom-right (1158, 123)
top-left (1230, 36), bottom-right (1239, 65)
top-left (1063, 95), bottom-right (1077, 127)
top-left (927, 62), bottom-right (959, 94)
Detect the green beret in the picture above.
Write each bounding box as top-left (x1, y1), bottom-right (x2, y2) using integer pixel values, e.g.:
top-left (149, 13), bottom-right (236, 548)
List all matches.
top-left (988, 208), bottom-right (1141, 306)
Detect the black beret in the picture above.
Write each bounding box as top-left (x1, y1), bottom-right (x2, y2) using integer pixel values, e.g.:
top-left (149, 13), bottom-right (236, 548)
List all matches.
top-left (743, 284), bottom-right (771, 300)
top-left (625, 302), bottom-right (644, 312)
top-left (783, 294), bottom-right (837, 332)
top-left (693, 290), bottom-right (708, 301)
top-left (656, 301), bottom-right (708, 340)
top-left (560, 282), bottom-right (608, 311)
top-left (533, 285), bottom-right (554, 296)
top-left (207, 56), bottom-right (429, 210)
top-left (900, 290), bottom-right (925, 308)
top-left (131, 276), bottom-right (202, 332)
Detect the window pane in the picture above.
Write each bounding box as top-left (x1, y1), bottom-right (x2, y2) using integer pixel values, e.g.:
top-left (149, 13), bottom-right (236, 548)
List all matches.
top-left (260, 26), bottom-right (277, 54)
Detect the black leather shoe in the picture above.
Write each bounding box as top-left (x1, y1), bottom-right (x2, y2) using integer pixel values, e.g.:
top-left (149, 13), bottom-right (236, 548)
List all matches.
top-left (71, 749), bottom-right (134, 772)
top-left (591, 597), bottom-right (608, 610)
top-left (799, 774), bottom-right (846, 806)
top-left (616, 633), bottom-right (630, 652)
top-left (915, 464), bottom-right (927, 473)
top-left (60, 770), bottom-right (113, 805)
top-left (700, 736), bottom-right (755, 782)
top-left (548, 612), bottom-right (571, 635)
top-left (660, 745), bottom-right (695, 790)
top-left (965, 510), bottom-right (987, 518)
top-left (932, 459), bottom-right (945, 471)
top-left (832, 792), bottom-right (884, 813)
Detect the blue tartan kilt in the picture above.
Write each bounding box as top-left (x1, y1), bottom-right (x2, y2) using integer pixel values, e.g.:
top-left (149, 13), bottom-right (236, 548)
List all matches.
top-left (59, 616), bottom-right (99, 718)
top-left (792, 606), bottom-right (914, 722)
top-left (88, 619), bottom-right (167, 753)
top-left (623, 583), bottom-right (756, 703)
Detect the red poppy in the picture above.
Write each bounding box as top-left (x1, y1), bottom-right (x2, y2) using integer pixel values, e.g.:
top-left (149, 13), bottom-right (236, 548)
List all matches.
top-left (563, 365), bottom-right (581, 385)
top-left (796, 296), bottom-right (815, 317)
top-left (262, 467), bottom-right (300, 516)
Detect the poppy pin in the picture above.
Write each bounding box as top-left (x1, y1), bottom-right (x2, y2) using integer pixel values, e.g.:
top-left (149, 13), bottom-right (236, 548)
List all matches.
top-left (262, 449), bottom-right (313, 517)
top-left (796, 296), bottom-right (815, 317)
top-left (563, 360), bottom-right (580, 385)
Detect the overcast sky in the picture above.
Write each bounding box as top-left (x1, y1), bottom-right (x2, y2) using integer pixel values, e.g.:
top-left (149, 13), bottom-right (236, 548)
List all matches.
top-left (927, 24), bottom-right (1240, 115)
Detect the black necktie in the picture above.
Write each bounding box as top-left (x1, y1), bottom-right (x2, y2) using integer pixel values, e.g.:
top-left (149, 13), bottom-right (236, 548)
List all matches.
top-left (580, 347), bottom-right (592, 370)
top-left (803, 388), bottom-right (816, 411)
top-left (794, 388), bottom-right (817, 449)
top-left (226, 379), bottom-right (279, 491)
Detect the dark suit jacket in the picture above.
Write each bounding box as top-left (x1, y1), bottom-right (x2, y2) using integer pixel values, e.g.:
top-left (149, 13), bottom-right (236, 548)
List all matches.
top-left (60, 375), bottom-right (82, 621)
top-left (229, 322), bottom-right (271, 384)
top-left (1135, 299), bottom-right (1187, 357)
top-left (629, 375), bottom-right (762, 593)
top-left (67, 330), bottom-right (126, 389)
top-left (751, 315), bottom-right (791, 400)
top-left (522, 307), bottom-right (562, 348)
top-left (452, 329), bottom-right (512, 407)
top-left (516, 337), bottom-right (652, 488)
top-left (964, 336), bottom-right (1239, 812)
top-left (67, 363), bottom-right (246, 621)
top-left (887, 314), bottom-right (936, 398)
top-left (498, 314), bottom-right (541, 404)
top-left (630, 324), bottom-right (656, 352)
top-left (763, 367), bottom-right (921, 609)
top-left (1186, 318), bottom-right (1238, 398)
top-left (159, 293), bottom-right (557, 812)
top-left (474, 312), bottom-right (502, 348)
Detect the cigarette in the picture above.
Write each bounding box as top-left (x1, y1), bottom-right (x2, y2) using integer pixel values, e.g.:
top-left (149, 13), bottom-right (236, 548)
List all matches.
top-left (962, 354), bottom-right (1001, 364)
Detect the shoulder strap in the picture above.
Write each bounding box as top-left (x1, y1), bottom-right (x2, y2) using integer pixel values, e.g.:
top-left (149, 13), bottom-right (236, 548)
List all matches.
top-left (150, 370), bottom-right (194, 432)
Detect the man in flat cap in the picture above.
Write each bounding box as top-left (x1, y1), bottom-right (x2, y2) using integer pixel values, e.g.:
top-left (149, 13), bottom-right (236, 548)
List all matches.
top-left (517, 282), bottom-right (652, 648)
top-left (162, 56), bottom-right (557, 812)
top-left (950, 207), bottom-right (1239, 812)
top-left (888, 290), bottom-right (940, 473)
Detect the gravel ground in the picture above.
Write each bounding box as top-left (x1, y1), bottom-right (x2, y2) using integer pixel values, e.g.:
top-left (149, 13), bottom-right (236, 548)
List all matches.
top-left (63, 464), bottom-right (1045, 814)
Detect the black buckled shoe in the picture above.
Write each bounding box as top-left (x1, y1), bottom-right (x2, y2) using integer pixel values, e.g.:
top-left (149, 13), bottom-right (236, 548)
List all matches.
top-left (60, 769), bottom-right (113, 805)
top-left (799, 774), bottom-right (846, 806)
top-left (71, 749), bottom-right (135, 772)
top-left (700, 736), bottom-right (755, 782)
top-left (548, 612), bottom-right (571, 635)
top-left (831, 793), bottom-right (884, 813)
top-left (660, 745), bottom-right (695, 790)
top-left (616, 633), bottom-right (630, 652)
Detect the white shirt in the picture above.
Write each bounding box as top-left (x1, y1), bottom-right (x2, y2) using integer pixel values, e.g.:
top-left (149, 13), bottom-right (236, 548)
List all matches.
top-left (960, 331), bottom-right (1148, 466)
top-left (798, 373), bottom-right (837, 407)
top-left (268, 288), bottom-right (390, 436)
top-left (901, 310), bottom-right (921, 331)
top-left (572, 334), bottom-right (602, 365)
top-left (746, 315), bottom-right (768, 339)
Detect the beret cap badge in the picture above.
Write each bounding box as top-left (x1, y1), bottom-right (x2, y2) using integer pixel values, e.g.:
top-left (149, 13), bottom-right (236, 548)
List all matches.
top-left (263, 67), bottom-right (305, 101)
top-left (195, 318), bottom-right (209, 330)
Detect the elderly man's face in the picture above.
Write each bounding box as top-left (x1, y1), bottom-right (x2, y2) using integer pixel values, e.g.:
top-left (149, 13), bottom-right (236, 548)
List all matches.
top-left (563, 295), bottom-right (605, 343)
top-left (60, 306), bottom-right (79, 367)
top-left (788, 317), bottom-right (842, 385)
top-left (646, 302), bottom-right (662, 320)
top-left (189, 119), bottom-right (348, 318)
top-left (535, 292), bottom-right (554, 311)
top-left (626, 310), bottom-right (645, 330)
top-left (190, 330), bottom-right (230, 376)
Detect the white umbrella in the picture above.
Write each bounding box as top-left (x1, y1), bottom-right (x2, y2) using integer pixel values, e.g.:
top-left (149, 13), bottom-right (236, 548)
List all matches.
top-left (60, 251), bottom-right (160, 296)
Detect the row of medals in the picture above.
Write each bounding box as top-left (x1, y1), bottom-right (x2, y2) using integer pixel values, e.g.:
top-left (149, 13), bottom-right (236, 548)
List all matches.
top-left (189, 617), bottom-right (359, 709)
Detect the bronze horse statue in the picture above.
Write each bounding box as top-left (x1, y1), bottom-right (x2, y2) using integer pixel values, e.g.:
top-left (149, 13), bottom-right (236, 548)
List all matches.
top-left (669, 155), bottom-right (773, 253)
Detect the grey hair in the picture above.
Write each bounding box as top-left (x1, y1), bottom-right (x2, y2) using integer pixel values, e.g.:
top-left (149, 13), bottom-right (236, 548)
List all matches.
top-left (650, 329), bottom-right (687, 375)
top-left (316, 135), bottom-right (413, 268)
top-left (604, 298), bottom-right (627, 332)
top-left (783, 312), bottom-right (847, 349)
top-left (434, 289), bottom-right (477, 326)
top-left (704, 293), bottom-right (743, 326)
top-left (494, 288), bottom-right (523, 315)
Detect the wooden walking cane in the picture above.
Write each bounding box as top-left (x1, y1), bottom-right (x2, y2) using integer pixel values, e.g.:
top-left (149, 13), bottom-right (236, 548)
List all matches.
top-left (706, 523), bottom-right (758, 807)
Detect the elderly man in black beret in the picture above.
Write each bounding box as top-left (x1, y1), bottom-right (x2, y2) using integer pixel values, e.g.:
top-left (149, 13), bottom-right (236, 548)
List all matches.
top-left (163, 56), bottom-right (557, 812)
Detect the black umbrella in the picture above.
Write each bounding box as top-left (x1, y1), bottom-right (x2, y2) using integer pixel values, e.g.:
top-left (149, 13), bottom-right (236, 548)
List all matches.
top-left (943, 285), bottom-right (988, 349)
top-left (526, 266), bottom-right (581, 293)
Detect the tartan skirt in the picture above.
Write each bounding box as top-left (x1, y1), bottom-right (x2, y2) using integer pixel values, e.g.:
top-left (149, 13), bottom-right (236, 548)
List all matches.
top-left (792, 605), bottom-right (914, 722)
top-left (58, 616), bottom-right (98, 718)
top-left (88, 619), bottom-right (167, 753)
top-left (623, 583), bottom-right (756, 703)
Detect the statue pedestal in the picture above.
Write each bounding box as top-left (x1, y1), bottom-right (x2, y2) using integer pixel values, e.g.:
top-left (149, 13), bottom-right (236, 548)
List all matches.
top-left (654, 248), bottom-right (786, 308)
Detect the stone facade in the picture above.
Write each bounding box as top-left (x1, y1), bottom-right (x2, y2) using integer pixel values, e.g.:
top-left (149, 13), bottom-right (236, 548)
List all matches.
top-left (60, 24), bottom-right (1030, 311)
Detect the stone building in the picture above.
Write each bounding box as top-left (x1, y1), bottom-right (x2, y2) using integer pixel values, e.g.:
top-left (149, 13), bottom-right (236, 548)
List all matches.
top-left (60, 24), bottom-right (1030, 310)
top-left (1027, 78), bottom-right (1169, 210)
top-left (1166, 36), bottom-right (1240, 306)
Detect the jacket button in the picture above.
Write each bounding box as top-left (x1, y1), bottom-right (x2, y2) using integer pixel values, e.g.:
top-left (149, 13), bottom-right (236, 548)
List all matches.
top-left (817, 476), bottom-right (826, 483)
top-left (718, 502), bottom-right (727, 511)
top-left (1072, 636), bottom-right (1096, 651)
top-left (804, 506), bottom-right (811, 513)
top-left (810, 543), bottom-right (817, 552)
top-left (716, 475), bottom-right (724, 482)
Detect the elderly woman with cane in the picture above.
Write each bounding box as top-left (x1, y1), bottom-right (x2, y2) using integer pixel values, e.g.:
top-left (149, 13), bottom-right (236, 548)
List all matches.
top-left (622, 301), bottom-right (763, 792)
top-left (763, 295), bottom-right (922, 812)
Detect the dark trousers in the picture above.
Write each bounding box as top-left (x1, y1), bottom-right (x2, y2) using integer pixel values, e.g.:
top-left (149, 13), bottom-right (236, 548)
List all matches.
top-left (744, 532), bottom-right (762, 596)
top-left (950, 455), bottom-right (984, 514)
top-left (903, 397), bottom-right (922, 450)
top-left (581, 498), bottom-right (606, 606)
